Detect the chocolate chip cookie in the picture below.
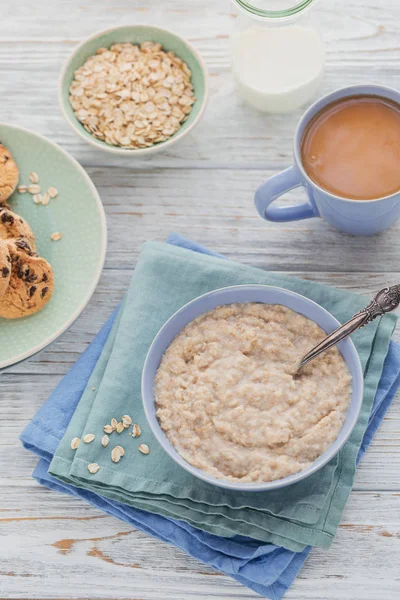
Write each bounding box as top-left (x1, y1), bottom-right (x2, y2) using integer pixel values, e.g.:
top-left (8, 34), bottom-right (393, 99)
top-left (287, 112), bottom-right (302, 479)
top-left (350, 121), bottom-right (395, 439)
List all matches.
top-left (0, 144), bottom-right (19, 204)
top-left (0, 206), bottom-right (36, 249)
top-left (0, 241), bottom-right (54, 319)
top-left (0, 240), bottom-right (11, 298)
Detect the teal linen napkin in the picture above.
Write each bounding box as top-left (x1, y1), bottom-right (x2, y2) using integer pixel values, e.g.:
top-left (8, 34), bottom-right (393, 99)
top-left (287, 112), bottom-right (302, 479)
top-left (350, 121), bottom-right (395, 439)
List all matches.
top-left (49, 242), bottom-right (396, 552)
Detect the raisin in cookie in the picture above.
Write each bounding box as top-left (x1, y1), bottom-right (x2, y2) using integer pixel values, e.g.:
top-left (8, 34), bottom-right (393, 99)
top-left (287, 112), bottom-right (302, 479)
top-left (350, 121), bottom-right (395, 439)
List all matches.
top-left (0, 206), bottom-right (36, 249)
top-left (0, 240), bottom-right (11, 298)
top-left (0, 144), bottom-right (19, 204)
top-left (0, 241), bottom-right (54, 319)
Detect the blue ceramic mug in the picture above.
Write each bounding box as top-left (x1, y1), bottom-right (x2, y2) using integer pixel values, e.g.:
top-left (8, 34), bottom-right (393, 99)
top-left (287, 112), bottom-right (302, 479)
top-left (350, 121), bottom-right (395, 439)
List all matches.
top-left (255, 85), bottom-right (400, 236)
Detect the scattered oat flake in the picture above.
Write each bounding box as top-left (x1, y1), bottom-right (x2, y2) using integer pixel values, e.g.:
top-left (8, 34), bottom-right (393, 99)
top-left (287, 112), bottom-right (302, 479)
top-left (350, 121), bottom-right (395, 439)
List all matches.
top-left (17, 185), bottom-right (28, 193)
top-left (83, 434), bottom-right (95, 443)
top-left (32, 194), bottom-right (42, 205)
top-left (27, 184), bottom-right (41, 194)
top-left (48, 186), bottom-right (58, 198)
top-left (42, 192), bottom-right (50, 205)
top-left (101, 434), bottom-right (110, 447)
top-left (70, 437), bottom-right (80, 450)
top-left (111, 448), bottom-right (120, 463)
top-left (29, 172), bottom-right (39, 183)
top-left (111, 417), bottom-right (118, 431)
top-left (111, 445), bottom-right (124, 463)
top-left (116, 422), bottom-right (124, 434)
top-left (88, 463), bottom-right (100, 474)
top-left (92, 387), bottom-right (96, 391)
top-left (122, 414), bottom-right (132, 428)
top-left (132, 424), bottom-right (141, 438)
top-left (51, 232), bottom-right (62, 241)
top-left (103, 424), bottom-right (113, 434)
top-left (139, 444), bottom-right (150, 455)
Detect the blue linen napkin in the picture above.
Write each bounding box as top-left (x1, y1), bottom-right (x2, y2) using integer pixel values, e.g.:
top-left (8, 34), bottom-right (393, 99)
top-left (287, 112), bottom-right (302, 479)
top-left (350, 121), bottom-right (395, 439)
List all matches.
top-left (21, 235), bottom-right (400, 599)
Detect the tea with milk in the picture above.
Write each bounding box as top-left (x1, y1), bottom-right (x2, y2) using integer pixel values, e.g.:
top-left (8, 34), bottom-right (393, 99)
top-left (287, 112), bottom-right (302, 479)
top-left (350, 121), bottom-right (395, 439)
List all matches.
top-left (301, 95), bottom-right (400, 201)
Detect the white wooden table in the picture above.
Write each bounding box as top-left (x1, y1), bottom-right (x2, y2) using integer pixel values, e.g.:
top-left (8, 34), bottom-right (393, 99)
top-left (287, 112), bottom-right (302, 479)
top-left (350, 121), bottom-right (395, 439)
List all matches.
top-left (2, 0), bottom-right (400, 598)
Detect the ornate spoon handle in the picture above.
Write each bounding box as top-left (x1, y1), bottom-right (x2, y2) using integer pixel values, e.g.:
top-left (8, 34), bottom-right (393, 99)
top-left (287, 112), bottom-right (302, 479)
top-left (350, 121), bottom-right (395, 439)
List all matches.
top-left (297, 285), bottom-right (400, 372)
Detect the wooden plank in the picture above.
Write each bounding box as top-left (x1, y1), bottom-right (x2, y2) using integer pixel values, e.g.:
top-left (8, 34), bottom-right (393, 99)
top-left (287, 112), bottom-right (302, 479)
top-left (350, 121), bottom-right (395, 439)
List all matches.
top-left (3, 66), bottom-right (400, 170)
top-left (2, 270), bottom-right (399, 377)
top-left (0, 1), bottom-right (399, 169)
top-left (13, 166), bottom-right (399, 274)
top-left (1, 487), bottom-right (400, 599)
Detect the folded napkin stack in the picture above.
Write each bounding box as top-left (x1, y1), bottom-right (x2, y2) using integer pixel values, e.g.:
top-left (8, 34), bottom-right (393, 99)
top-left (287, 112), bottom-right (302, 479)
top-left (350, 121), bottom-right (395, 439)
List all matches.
top-left (21, 235), bottom-right (400, 599)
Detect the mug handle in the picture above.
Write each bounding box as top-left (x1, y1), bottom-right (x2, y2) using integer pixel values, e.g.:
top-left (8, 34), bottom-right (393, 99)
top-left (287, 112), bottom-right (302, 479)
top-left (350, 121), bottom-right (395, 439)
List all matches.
top-left (255, 166), bottom-right (318, 222)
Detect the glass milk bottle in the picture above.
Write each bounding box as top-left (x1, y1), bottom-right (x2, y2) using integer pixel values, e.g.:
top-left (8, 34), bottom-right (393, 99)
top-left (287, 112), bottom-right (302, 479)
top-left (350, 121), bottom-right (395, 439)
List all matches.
top-left (231, 0), bottom-right (324, 113)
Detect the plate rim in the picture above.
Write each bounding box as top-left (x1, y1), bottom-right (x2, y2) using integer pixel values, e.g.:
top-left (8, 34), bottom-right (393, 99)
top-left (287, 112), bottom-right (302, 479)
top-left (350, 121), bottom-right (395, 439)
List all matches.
top-left (0, 123), bottom-right (107, 369)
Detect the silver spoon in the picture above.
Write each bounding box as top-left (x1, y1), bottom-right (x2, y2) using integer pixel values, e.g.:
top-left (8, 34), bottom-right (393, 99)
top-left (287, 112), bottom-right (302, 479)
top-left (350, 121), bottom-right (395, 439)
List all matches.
top-left (296, 285), bottom-right (400, 373)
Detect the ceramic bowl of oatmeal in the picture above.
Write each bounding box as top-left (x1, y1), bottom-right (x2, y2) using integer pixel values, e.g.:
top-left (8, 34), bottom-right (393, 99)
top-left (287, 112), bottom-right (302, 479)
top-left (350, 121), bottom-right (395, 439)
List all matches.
top-left (142, 285), bottom-right (364, 491)
top-left (59, 25), bottom-right (209, 155)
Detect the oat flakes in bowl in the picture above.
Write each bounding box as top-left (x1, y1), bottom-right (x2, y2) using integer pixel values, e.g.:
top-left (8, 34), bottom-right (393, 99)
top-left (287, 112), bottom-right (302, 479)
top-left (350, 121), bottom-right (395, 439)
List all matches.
top-left (59, 25), bottom-right (209, 156)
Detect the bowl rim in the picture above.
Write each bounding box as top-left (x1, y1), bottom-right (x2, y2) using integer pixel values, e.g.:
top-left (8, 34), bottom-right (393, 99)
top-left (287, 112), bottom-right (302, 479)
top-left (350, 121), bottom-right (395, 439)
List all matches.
top-left (58, 24), bottom-right (209, 156)
top-left (142, 284), bottom-right (364, 492)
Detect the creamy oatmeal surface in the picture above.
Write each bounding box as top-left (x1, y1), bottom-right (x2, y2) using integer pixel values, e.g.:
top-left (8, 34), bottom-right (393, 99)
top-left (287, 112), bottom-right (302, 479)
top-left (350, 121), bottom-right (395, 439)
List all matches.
top-left (155, 303), bottom-right (352, 483)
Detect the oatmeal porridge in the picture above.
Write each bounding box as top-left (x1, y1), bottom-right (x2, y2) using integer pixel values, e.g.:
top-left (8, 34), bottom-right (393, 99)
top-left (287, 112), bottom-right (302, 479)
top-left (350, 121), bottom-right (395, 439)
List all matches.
top-left (155, 303), bottom-right (352, 483)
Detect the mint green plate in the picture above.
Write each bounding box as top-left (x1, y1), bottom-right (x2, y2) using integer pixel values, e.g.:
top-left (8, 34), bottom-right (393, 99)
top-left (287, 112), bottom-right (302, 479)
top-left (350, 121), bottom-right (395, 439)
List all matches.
top-left (59, 25), bottom-right (209, 156)
top-left (0, 124), bottom-right (107, 369)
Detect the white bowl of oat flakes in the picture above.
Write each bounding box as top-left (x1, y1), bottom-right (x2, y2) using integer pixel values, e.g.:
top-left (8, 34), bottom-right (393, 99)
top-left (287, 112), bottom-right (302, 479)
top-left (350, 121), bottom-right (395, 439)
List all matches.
top-left (59, 25), bottom-right (209, 155)
top-left (142, 285), bottom-right (364, 492)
